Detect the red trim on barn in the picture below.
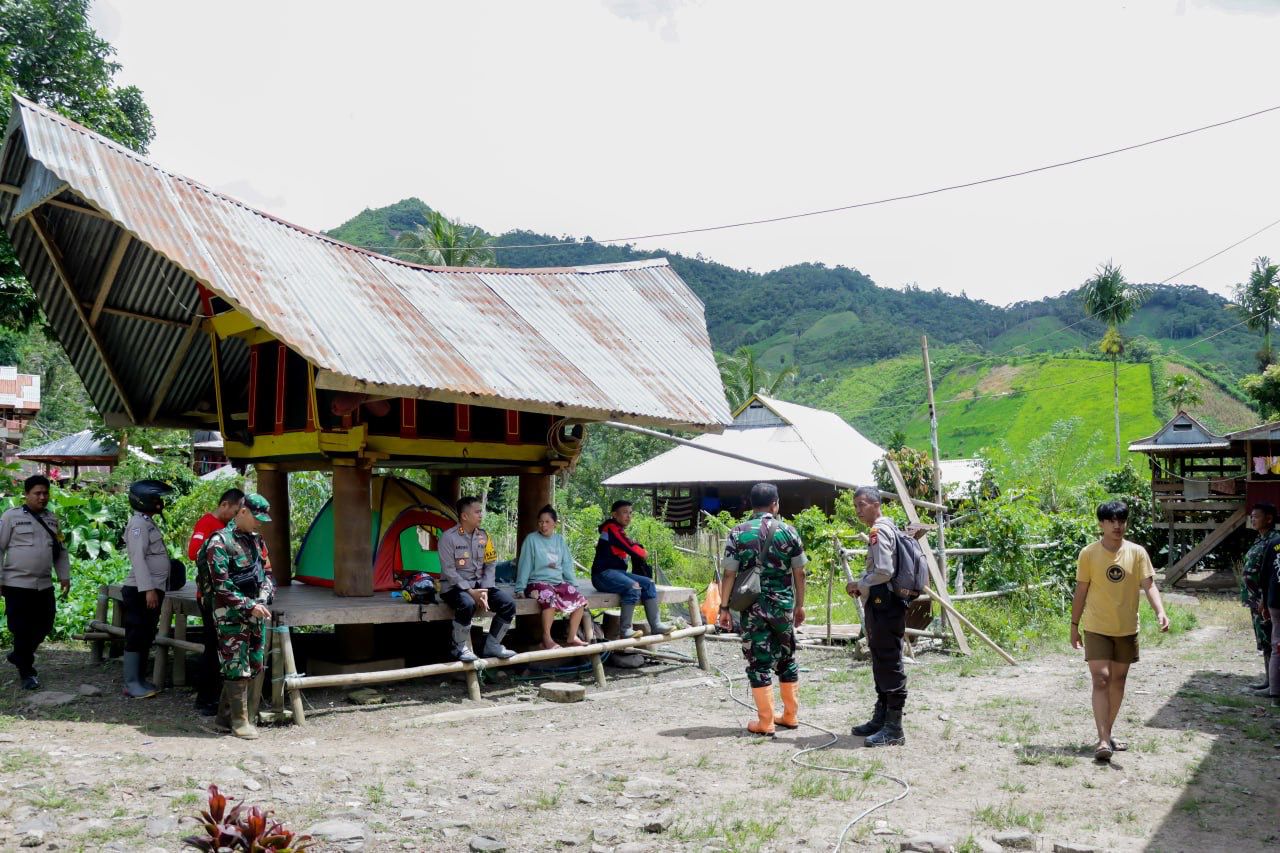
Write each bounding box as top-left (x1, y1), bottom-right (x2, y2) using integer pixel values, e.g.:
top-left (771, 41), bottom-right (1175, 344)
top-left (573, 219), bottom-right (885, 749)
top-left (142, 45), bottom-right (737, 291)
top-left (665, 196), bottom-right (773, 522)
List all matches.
top-left (455, 404), bottom-right (472, 442)
top-left (505, 410), bottom-right (520, 444)
top-left (273, 343), bottom-right (286, 436)
top-left (400, 398), bottom-right (416, 439)
top-left (247, 346), bottom-right (259, 432)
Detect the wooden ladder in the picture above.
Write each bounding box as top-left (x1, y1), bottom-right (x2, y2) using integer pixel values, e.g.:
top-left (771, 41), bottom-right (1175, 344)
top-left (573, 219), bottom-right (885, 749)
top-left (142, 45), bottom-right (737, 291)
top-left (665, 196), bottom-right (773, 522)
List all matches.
top-left (1163, 506), bottom-right (1247, 586)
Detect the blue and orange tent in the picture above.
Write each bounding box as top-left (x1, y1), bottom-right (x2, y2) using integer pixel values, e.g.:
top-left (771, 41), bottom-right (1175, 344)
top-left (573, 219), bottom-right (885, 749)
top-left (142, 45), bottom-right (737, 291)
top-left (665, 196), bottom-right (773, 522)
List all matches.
top-left (294, 475), bottom-right (456, 591)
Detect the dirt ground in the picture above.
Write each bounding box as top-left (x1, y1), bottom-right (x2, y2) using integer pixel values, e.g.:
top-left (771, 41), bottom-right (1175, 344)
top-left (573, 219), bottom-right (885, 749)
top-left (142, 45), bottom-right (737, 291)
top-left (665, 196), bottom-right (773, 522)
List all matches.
top-left (0, 595), bottom-right (1276, 853)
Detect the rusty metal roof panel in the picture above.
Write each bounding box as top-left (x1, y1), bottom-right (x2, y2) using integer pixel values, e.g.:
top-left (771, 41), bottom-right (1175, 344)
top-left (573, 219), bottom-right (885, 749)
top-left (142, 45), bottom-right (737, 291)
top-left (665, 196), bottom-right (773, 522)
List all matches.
top-left (4, 96), bottom-right (729, 428)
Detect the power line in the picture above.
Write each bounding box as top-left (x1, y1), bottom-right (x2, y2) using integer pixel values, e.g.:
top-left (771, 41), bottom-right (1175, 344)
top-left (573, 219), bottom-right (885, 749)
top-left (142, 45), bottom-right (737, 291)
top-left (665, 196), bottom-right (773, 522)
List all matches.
top-left (360, 103), bottom-right (1280, 253)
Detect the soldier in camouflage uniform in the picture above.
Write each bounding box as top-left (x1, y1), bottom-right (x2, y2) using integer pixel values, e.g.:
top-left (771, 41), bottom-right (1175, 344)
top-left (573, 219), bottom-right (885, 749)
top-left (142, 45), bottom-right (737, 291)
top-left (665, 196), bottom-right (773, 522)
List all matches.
top-left (716, 483), bottom-right (808, 736)
top-left (204, 493), bottom-right (275, 740)
top-left (1241, 503), bottom-right (1279, 694)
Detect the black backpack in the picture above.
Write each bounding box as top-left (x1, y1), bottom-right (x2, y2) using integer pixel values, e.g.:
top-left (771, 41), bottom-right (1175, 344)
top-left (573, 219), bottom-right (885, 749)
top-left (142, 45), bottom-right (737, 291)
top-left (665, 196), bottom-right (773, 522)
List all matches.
top-left (889, 522), bottom-right (930, 599)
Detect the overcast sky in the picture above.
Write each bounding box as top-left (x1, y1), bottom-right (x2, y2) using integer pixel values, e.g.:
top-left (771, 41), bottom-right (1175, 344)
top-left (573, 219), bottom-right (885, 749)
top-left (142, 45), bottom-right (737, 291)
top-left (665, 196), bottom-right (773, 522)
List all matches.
top-left (91, 0), bottom-right (1280, 306)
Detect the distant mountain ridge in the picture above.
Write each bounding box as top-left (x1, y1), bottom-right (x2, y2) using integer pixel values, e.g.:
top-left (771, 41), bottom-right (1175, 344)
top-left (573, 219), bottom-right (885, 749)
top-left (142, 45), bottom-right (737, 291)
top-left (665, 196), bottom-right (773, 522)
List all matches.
top-left (326, 198), bottom-right (1260, 381)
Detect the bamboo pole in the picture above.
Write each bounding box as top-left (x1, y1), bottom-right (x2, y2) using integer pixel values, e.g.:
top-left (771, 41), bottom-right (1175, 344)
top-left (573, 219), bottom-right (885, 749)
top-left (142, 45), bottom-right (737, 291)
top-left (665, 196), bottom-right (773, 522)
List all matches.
top-left (826, 535), bottom-right (836, 645)
top-left (915, 579), bottom-right (1055, 603)
top-left (931, 596), bottom-right (1018, 666)
top-left (91, 585), bottom-right (109, 664)
top-left (88, 620), bottom-right (204, 654)
top-left (279, 625), bottom-right (305, 724)
top-left (921, 336), bottom-right (948, 594)
top-left (286, 625), bottom-right (711, 691)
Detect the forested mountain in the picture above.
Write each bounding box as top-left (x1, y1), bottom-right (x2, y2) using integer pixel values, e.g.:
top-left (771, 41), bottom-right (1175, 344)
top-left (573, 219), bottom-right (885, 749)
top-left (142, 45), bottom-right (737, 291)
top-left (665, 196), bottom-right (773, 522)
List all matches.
top-left (328, 199), bottom-right (1259, 383)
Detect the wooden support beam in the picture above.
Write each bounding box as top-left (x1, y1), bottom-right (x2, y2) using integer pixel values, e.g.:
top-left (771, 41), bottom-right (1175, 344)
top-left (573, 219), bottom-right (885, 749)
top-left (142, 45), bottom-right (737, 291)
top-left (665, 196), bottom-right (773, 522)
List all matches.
top-left (89, 232), bottom-right (130, 326)
top-left (886, 459), bottom-right (971, 655)
top-left (83, 303), bottom-right (190, 328)
top-left (332, 461), bottom-right (373, 597)
top-left (433, 474), bottom-right (461, 504)
top-left (1164, 507), bottom-right (1247, 585)
top-left (46, 197), bottom-right (112, 220)
top-left (256, 463), bottom-right (292, 586)
top-left (517, 473), bottom-right (553, 545)
top-left (147, 314), bottom-right (203, 423)
top-left (26, 212), bottom-right (137, 423)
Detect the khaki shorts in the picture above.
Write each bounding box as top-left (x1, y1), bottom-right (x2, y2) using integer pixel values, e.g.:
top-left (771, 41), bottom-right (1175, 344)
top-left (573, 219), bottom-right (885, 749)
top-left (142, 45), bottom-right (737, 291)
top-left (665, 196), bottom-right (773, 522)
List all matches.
top-left (1083, 631), bottom-right (1139, 663)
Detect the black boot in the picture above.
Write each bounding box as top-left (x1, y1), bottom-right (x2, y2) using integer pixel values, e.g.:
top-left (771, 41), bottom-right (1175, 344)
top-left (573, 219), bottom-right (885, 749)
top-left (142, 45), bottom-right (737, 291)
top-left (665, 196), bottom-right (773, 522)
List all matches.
top-left (864, 707), bottom-right (905, 747)
top-left (851, 699), bottom-right (886, 737)
top-left (1249, 651), bottom-right (1270, 692)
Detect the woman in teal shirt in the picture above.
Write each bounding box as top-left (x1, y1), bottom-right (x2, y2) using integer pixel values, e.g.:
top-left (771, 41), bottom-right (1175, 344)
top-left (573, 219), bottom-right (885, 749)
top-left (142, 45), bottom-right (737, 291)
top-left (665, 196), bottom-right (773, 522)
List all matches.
top-left (516, 505), bottom-right (590, 650)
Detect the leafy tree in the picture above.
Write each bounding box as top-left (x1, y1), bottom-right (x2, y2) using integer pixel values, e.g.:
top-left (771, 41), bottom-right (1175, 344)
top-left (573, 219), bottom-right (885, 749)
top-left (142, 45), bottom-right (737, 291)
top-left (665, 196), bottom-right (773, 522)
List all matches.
top-left (394, 210), bottom-right (495, 267)
top-left (1242, 364), bottom-right (1280, 418)
top-left (872, 446), bottom-right (935, 501)
top-left (0, 0), bottom-right (155, 323)
top-left (1230, 256), bottom-right (1280, 369)
top-left (1164, 373), bottom-right (1204, 412)
top-left (715, 347), bottom-right (798, 410)
top-left (1080, 262), bottom-right (1146, 465)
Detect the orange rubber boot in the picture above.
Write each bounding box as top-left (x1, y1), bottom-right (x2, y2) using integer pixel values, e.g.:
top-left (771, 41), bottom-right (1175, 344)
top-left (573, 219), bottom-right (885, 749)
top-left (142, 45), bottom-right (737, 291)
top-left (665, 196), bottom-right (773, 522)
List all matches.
top-left (774, 681), bottom-right (799, 729)
top-left (747, 686), bottom-right (776, 736)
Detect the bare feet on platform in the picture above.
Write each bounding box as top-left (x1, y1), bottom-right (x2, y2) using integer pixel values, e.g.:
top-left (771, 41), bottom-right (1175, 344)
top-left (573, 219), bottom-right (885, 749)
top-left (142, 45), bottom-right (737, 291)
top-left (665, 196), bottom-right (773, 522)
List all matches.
top-left (567, 637), bottom-right (589, 647)
top-left (541, 638), bottom-right (561, 650)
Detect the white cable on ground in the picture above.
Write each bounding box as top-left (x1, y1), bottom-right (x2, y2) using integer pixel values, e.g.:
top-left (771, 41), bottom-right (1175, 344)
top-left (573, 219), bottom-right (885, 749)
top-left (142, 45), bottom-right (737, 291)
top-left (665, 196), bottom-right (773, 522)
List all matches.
top-left (709, 660), bottom-right (911, 852)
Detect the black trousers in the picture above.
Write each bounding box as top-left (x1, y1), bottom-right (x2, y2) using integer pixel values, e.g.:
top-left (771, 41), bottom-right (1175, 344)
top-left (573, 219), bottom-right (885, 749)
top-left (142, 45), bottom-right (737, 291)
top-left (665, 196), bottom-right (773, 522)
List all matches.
top-left (864, 597), bottom-right (908, 711)
top-left (120, 586), bottom-right (165, 654)
top-left (3, 585), bottom-right (56, 677)
top-left (442, 586), bottom-right (517, 627)
top-left (194, 597), bottom-right (221, 705)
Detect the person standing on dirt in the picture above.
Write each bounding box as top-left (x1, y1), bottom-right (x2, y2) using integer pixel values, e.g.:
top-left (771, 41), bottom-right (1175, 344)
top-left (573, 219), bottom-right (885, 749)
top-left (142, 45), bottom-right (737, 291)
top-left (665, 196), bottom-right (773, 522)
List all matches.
top-left (122, 479), bottom-right (175, 699)
top-left (187, 487), bottom-right (244, 717)
top-left (0, 475), bottom-right (71, 690)
top-left (1070, 500), bottom-right (1169, 762)
top-left (205, 494), bottom-right (275, 740)
top-left (592, 499), bottom-right (669, 637)
top-left (1240, 502), bottom-right (1278, 696)
top-left (438, 496), bottom-right (518, 663)
top-left (716, 483), bottom-right (808, 736)
top-left (845, 486), bottom-right (909, 747)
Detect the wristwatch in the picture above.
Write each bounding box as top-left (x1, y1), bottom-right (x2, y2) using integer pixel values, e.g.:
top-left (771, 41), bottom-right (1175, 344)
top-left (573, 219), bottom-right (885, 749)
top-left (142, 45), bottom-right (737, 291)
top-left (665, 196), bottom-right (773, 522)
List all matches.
top-left (718, 605), bottom-right (730, 612)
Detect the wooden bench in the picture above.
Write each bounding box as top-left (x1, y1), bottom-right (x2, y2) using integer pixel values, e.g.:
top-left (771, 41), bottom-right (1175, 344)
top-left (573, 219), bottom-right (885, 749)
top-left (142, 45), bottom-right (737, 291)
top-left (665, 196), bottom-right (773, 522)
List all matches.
top-left (88, 581), bottom-right (709, 724)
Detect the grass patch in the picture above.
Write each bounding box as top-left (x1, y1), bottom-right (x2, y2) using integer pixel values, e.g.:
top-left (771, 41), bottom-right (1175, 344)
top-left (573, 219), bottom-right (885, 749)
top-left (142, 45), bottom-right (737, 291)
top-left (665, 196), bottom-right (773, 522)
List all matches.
top-left (28, 786), bottom-right (71, 810)
top-left (531, 784), bottom-right (564, 810)
top-left (973, 801), bottom-right (1046, 832)
top-left (364, 781), bottom-right (386, 805)
top-left (672, 816), bottom-right (783, 851)
top-left (1177, 688), bottom-right (1253, 710)
top-left (0, 749), bottom-right (43, 773)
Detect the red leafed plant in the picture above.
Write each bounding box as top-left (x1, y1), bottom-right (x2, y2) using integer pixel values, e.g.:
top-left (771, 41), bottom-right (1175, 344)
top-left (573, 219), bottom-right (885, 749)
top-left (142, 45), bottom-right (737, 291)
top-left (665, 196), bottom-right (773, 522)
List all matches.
top-left (182, 784), bottom-right (312, 852)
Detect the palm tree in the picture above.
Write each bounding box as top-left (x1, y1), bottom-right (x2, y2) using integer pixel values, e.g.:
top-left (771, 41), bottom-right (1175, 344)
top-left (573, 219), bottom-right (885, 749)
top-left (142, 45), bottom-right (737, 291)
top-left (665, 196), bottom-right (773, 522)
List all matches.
top-left (716, 347), bottom-right (798, 409)
top-left (1165, 373), bottom-right (1204, 412)
top-left (1231, 256), bottom-right (1280, 368)
top-left (1080, 261), bottom-right (1146, 465)
top-left (395, 210), bottom-right (496, 267)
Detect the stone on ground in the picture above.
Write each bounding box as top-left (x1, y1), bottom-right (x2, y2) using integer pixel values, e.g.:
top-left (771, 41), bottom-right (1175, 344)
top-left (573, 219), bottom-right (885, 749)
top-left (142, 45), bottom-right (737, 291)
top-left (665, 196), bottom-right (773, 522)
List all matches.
top-left (1052, 844), bottom-right (1098, 853)
top-left (993, 830), bottom-right (1036, 849)
top-left (643, 812), bottom-right (673, 833)
top-left (468, 835), bottom-right (507, 852)
top-left (77, 683), bottom-right (102, 696)
top-left (539, 681), bottom-right (587, 703)
top-left (305, 818), bottom-right (369, 852)
top-left (25, 691), bottom-right (76, 707)
top-left (146, 814), bottom-right (179, 836)
top-left (347, 688), bottom-right (385, 705)
top-left (901, 834), bottom-right (956, 853)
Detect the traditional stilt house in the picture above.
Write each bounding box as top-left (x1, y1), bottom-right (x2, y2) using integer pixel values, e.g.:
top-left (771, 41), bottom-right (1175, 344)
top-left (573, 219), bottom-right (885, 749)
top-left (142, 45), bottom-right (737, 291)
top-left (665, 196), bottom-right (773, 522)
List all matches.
top-left (0, 96), bottom-right (730, 710)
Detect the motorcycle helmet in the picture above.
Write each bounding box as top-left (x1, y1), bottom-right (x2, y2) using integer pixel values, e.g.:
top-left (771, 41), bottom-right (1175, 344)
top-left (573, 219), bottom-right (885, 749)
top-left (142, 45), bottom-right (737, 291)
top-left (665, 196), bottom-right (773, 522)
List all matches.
top-left (400, 572), bottom-right (437, 604)
top-left (128, 479), bottom-right (174, 514)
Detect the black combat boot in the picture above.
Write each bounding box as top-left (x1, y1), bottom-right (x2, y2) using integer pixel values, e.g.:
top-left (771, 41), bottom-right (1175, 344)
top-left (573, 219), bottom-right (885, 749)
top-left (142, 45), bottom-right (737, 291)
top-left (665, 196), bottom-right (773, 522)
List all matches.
top-left (864, 707), bottom-right (905, 747)
top-left (1249, 650), bottom-right (1270, 692)
top-left (851, 699), bottom-right (886, 737)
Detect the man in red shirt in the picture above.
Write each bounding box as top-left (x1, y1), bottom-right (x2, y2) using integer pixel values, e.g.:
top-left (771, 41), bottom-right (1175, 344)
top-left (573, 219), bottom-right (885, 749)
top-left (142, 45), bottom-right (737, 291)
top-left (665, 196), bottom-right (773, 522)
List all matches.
top-left (189, 488), bottom-right (244, 716)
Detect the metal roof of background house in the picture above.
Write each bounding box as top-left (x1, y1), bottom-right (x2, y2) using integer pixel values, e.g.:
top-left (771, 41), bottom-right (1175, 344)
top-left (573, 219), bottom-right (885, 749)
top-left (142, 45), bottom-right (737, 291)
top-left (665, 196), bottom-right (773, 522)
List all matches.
top-left (603, 395), bottom-right (886, 487)
top-left (0, 96), bottom-right (730, 431)
top-left (17, 428), bottom-right (158, 464)
top-left (1128, 411), bottom-right (1231, 453)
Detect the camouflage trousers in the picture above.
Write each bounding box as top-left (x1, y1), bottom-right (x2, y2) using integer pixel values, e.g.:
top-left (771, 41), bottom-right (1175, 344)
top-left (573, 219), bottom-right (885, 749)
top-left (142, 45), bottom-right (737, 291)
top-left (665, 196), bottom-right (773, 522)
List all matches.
top-left (1252, 611), bottom-right (1273, 653)
top-left (215, 614), bottom-right (267, 680)
top-left (741, 591), bottom-right (798, 688)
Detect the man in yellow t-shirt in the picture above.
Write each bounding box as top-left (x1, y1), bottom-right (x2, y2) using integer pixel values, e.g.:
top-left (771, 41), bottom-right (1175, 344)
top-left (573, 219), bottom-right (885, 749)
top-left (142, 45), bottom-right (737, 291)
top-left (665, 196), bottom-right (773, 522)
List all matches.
top-left (1070, 500), bottom-right (1169, 763)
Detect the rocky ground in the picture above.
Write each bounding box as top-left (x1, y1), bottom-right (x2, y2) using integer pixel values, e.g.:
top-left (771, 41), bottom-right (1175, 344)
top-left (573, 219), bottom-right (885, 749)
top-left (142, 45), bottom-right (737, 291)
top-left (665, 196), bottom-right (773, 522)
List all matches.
top-left (0, 595), bottom-right (1276, 853)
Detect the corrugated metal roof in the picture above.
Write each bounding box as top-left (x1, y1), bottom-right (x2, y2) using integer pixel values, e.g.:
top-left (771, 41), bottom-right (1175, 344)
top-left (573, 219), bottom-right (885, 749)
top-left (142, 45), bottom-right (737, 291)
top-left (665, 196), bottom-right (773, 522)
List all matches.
top-left (18, 429), bottom-right (119, 461)
top-left (0, 97), bottom-right (730, 430)
top-left (604, 395), bottom-right (884, 487)
top-left (1129, 412), bottom-right (1231, 452)
top-left (1224, 420), bottom-right (1280, 442)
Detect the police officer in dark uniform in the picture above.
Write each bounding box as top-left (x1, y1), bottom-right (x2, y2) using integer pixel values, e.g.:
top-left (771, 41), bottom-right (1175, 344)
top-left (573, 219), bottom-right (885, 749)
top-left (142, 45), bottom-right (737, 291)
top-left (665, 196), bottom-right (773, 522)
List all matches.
top-left (0, 475), bottom-right (71, 689)
top-left (122, 479), bottom-right (174, 698)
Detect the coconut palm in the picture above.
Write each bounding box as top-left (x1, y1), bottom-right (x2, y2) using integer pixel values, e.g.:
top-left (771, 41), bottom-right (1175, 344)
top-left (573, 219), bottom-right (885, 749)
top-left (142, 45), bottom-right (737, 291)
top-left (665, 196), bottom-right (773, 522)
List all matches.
top-left (1080, 261), bottom-right (1146, 465)
top-left (1165, 373), bottom-right (1204, 412)
top-left (395, 210), bottom-right (496, 267)
top-left (716, 347), bottom-right (798, 410)
top-left (1231, 256), bottom-right (1280, 368)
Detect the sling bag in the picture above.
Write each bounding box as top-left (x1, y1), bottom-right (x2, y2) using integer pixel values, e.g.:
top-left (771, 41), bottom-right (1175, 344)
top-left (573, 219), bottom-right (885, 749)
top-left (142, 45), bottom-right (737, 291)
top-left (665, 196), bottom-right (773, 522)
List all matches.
top-left (728, 516), bottom-right (772, 612)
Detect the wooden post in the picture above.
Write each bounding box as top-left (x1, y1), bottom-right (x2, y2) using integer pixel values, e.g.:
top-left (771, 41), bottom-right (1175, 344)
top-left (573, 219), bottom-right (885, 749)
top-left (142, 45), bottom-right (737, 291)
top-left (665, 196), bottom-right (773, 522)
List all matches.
top-left (686, 589), bottom-right (709, 671)
top-left (91, 585), bottom-right (108, 664)
top-left (826, 535), bottom-right (837, 645)
top-left (256, 463), bottom-right (292, 586)
top-left (279, 623), bottom-right (305, 724)
top-left (332, 461), bottom-right (373, 597)
top-left (921, 336), bottom-right (948, 590)
top-left (173, 613), bottom-right (188, 686)
top-left (465, 669), bottom-right (482, 701)
top-left (271, 623), bottom-right (285, 711)
top-left (151, 596), bottom-right (174, 688)
top-left (109, 594), bottom-right (125, 658)
top-left (517, 473), bottom-right (554, 544)
top-left (591, 654), bottom-right (607, 688)
top-left (433, 474), bottom-right (461, 505)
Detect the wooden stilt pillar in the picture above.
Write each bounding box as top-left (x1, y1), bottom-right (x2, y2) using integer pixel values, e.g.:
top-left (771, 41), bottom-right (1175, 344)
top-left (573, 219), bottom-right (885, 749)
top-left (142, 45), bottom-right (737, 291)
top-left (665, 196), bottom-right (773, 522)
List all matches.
top-left (332, 461), bottom-right (373, 597)
top-left (433, 474), bottom-right (461, 505)
top-left (517, 473), bottom-right (553, 544)
top-left (256, 463), bottom-right (292, 586)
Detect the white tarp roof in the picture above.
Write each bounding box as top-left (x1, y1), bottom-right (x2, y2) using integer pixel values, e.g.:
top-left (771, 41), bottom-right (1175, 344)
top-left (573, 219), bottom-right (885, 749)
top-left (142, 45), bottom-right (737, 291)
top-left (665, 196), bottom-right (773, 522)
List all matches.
top-left (603, 395), bottom-right (885, 487)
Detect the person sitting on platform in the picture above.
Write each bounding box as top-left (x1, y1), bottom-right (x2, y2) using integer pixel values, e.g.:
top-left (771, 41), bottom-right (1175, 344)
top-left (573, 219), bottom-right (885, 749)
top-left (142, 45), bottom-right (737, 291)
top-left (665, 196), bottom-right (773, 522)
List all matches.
top-left (591, 499), bottom-right (669, 638)
top-left (517, 505), bottom-right (590, 650)
top-left (187, 487), bottom-right (244, 717)
top-left (438, 496), bottom-right (518, 663)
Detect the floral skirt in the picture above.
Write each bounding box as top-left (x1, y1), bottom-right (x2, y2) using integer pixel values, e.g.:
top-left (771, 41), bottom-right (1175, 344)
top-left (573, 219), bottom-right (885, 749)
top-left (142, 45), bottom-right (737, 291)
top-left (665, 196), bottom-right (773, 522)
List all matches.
top-left (526, 582), bottom-right (588, 613)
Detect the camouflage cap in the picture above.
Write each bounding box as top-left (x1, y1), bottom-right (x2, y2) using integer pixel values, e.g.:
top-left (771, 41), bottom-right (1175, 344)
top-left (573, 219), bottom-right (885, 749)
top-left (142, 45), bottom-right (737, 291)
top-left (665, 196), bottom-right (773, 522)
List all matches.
top-left (244, 493), bottom-right (271, 522)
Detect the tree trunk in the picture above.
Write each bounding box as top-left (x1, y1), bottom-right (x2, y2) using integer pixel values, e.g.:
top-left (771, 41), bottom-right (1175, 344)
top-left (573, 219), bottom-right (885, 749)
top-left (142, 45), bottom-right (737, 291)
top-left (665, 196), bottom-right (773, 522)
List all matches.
top-left (1112, 358), bottom-right (1121, 467)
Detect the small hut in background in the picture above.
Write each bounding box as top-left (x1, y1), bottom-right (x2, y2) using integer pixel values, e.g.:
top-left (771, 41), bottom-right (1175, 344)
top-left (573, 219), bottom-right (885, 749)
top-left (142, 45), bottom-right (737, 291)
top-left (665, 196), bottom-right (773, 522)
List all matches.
top-left (0, 366), bottom-right (40, 461)
top-left (17, 428), bottom-right (158, 482)
top-left (191, 430), bottom-right (226, 476)
top-left (604, 394), bottom-right (883, 528)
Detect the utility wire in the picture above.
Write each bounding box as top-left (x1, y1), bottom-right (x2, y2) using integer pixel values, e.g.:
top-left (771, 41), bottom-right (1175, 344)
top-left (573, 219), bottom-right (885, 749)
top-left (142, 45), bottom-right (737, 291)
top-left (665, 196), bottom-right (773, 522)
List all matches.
top-left (359, 103), bottom-right (1280, 253)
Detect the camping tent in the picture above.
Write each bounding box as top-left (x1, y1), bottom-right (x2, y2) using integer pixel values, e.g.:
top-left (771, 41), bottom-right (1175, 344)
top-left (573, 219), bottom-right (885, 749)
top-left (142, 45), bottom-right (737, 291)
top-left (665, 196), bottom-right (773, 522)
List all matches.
top-left (294, 475), bottom-right (457, 591)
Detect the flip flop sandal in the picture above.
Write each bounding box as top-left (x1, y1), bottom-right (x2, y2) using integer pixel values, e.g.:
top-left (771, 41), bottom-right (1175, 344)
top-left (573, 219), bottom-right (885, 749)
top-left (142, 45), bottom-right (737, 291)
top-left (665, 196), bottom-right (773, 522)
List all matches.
top-left (1110, 739), bottom-right (1128, 752)
top-left (1094, 743), bottom-right (1113, 762)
